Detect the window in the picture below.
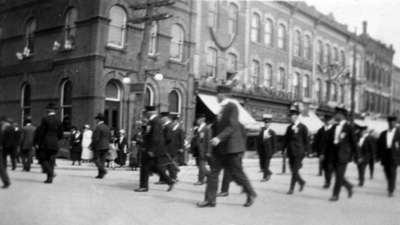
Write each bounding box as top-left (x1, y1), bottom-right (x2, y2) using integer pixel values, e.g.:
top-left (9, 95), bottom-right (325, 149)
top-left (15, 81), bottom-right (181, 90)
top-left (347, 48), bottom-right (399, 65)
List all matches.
top-left (340, 84), bottom-right (345, 103)
top-left (325, 43), bottom-right (331, 64)
top-left (105, 81), bottom-right (120, 101)
top-left (318, 40), bottom-right (324, 65)
top-left (64, 8), bottom-right (78, 49)
top-left (325, 80), bottom-right (330, 101)
top-left (333, 47), bottom-right (339, 63)
top-left (145, 86), bottom-right (155, 106)
top-left (303, 74), bottom-right (310, 98)
top-left (148, 22), bottom-right (158, 55)
top-left (25, 18), bottom-right (36, 54)
top-left (206, 47), bottom-right (217, 77)
top-left (293, 72), bottom-right (300, 99)
top-left (264, 19), bottom-right (273, 46)
top-left (371, 65), bottom-right (376, 82)
top-left (366, 62), bottom-right (370, 81)
top-left (168, 90), bottom-right (181, 113)
top-left (60, 80), bottom-right (72, 124)
top-left (251, 60), bottom-right (260, 83)
top-left (332, 83), bottom-right (338, 101)
top-left (277, 24), bottom-right (286, 50)
top-left (208, 1), bottom-right (218, 28)
top-left (227, 52), bottom-right (237, 72)
top-left (294, 30), bottom-right (301, 57)
top-left (170, 24), bottom-right (184, 61)
top-left (228, 3), bottom-right (238, 37)
top-left (108, 6), bottom-right (127, 48)
top-left (251, 13), bottom-right (261, 43)
top-left (21, 83), bottom-right (31, 125)
top-left (341, 50), bottom-right (346, 67)
top-left (277, 67), bottom-right (286, 90)
top-left (263, 63), bottom-right (272, 87)
top-left (304, 35), bottom-right (312, 60)
top-left (316, 79), bottom-right (322, 102)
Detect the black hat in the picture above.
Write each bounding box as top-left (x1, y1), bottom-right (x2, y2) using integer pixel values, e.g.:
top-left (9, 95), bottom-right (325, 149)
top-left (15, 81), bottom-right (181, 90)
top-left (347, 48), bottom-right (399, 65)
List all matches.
top-left (387, 115), bottom-right (397, 122)
top-left (160, 111), bottom-right (170, 117)
top-left (334, 105), bottom-right (348, 116)
top-left (216, 85), bottom-right (232, 94)
top-left (46, 102), bottom-right (57, 110)
top-left (95, 113), bottom-right (105, 121)
top-left (358, 125), bottom-right (368, 130)
top-left (170, 112), bottom-right (180, 120)
top-left (289, 104), bottom-right (300, 115)
top-left (145, 105), bottom-right (157, 112)
top-left (262, 114), bottom-right (273, 122)
top-left (323, 114), bottom-right (333, 121)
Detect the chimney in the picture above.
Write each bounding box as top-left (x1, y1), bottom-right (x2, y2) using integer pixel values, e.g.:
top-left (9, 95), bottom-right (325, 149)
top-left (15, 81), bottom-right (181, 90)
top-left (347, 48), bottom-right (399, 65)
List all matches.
top-left (362, 21), bottom-right (367, 34)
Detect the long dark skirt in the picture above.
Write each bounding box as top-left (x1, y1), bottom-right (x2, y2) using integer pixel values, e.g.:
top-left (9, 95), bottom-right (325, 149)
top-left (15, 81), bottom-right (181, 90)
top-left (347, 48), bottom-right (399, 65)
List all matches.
top-left (70, 145), bottom-right (82, 161)
top-left (115, 150), bottom-right (126, 166)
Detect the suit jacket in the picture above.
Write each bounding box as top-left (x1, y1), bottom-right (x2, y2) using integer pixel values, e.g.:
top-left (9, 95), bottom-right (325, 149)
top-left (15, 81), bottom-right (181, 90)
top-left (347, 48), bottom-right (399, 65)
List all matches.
top-left (214, 102), bottom-right (246, 155)
top-left (91, 123), bottom-right (110, 151)
top-left (191, 124), bottom-right (212, 159)
top-left (358, 135), bottom-right (375, 164)
top-left (170, 125), bottom-right (185, 156)
top-left (377, 128), bottom-right (400, 166)
top-left (21, 124), bottom-right (37, 150)
top-left (283, 122), bottom-right (309, 159)
top-left (38, 114), bottom-right (63, 151)
top-left (163, 123), bottom-right (174, 156)
top-left (313, 125), bottom-right (335, 160)
top-left (2, 124), bottom-right (21, 149)
top-left (332, 122), bottom-right (358, 164)
top-left (257, 127), bottom-right (277, 158)
top-left (144, 116), bottom-right (165, 157)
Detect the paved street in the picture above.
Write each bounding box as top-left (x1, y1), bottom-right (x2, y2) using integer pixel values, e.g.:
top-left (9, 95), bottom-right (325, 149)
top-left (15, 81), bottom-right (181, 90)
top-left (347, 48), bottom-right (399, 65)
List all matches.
top-left (0, 157), bottom-right (399, 225)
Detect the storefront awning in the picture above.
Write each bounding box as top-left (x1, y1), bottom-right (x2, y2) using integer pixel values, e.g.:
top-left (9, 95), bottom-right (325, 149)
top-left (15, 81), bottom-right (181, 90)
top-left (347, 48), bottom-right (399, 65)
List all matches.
top-left (298, 111), bottom-right (324, 134)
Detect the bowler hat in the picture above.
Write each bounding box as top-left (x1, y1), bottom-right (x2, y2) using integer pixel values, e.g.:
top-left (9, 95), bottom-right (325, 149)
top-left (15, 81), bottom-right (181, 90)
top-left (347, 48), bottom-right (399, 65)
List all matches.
top-left (46, 102), bottom-right (57, 110)
top-left (387, 115), bottom-right (397, 122)
top-left (145, 105), bottom-right (156, 112)
top-left (170, 112), bottom-right (180, 120)
top-left (334, 105), bottom-right (348, 116)
top-left (95, 113), bottom-right (105, 121)
top-left (262, 114), bottom-right (273, 122)
top-left (216, 85), bottom-right (232, 94)
top-left (289, 104), bottom-right (300, 115)
top-left (323, 114), bottom-right (333, 121)
top-left (160, 111), bottom-right (170, 117)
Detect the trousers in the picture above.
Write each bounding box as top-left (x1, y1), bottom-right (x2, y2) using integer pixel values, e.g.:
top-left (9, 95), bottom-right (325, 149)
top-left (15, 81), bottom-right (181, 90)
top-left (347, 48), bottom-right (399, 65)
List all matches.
top-left (332, 163), bottom-right (352, 197)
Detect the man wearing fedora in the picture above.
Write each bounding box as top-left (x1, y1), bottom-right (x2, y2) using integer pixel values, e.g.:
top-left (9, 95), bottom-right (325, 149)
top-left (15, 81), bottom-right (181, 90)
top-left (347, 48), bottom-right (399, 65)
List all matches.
top-left (0, 116), bottom-right (11, 188)
top-left (329, 106), bottom-right (358, 201)
top-left (91, 113), bottom-right (110, 179)
top-left (356, 125), bottom-right (375, 187)
top-left (257, 114), bottom-right (277, 182)
top-left (169, 112), bottom-right (185, 179)
top-left (135, 106), bottom-right (175, 192)
top-left (197, 85), bottom-right (256, 208)
top-left (37, 103), bottom-right (63, 183)
top-left (377, 116), bottom-right (400, 197)
top-left (283, 104), bottom-right (309, 195)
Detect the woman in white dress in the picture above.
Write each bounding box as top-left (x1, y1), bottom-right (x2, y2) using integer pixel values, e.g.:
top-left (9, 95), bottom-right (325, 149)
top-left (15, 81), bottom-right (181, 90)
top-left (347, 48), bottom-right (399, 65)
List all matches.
top-left (81, 124), bottom-right (93, 162)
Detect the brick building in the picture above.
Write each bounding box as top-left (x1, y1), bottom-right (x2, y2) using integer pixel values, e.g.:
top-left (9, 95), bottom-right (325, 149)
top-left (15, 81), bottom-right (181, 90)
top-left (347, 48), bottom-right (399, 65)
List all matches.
top-left (392, 65), bottom-right (400, 115)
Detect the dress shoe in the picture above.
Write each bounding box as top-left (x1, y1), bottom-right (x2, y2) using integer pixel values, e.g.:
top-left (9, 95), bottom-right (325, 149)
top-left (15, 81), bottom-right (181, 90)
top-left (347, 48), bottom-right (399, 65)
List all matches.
top-left (217, 192), bottom-right (229, 197)
top-left (329, 196), bottom-right (339, 202)
top-left (44, 179), bottom-right (53, 184)
top-left (323, 183), bottom-right (330, 189)
top-left (134, 188), bottom-right (149, 192)
top-left (388, 192), bottom-right (394, 197)
top-left (348, 186), bottom-right (353, 198)
top-left (358, 182), bottom-right (364, 187)
top-left (196, 201), bottom-right (216, 208)
top-left (243, 194), bottom-right (256, 207)
top-left (193, 181), bottom-right (205, 185)
top-left (287, 189), bottom-right (294, 195)
top-left (2, 183), bottom-right (10, 189)
top-left (167, 183), bottom-right (174, 192)
top-left (299, 181), bottom-right (306, 192)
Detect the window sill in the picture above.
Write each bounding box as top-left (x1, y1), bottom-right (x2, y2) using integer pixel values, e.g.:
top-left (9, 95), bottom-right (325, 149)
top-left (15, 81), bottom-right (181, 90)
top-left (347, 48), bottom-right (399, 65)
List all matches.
top-left (106, 44), bottom-right (127, 53)
top-left (148, 53), bottom-right (159, 60)
top-left (168, 58), bottom-right (185, 66)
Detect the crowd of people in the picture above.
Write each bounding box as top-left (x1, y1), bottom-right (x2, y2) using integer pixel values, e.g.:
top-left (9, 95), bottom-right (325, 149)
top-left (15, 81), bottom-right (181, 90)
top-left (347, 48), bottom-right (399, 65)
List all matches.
top-left (0, 85), bottom-right (399, 208)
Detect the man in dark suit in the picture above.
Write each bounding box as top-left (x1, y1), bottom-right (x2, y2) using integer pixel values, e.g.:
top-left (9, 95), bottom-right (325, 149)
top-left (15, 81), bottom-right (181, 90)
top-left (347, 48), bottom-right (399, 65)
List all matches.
top-left (20, 116), bottom-right (37, 172)
top-left (356, 125), bottom-right (375, 187)
top-left (0, 116), bottom-right (11, 188)
top-left (2, 119), bottom-right (21, 171)
top-left (169, 112), bottom-right (184, 180)
top-left (377, 116), bottom-right (400, 197)
top-left (257, 114), bottom-right (277, 182)
top-left (329, 106), bottom-right (358, 201)
top-left (313, 114), bottom-right (335, 188)
top-left (283, 104), bottom-right (309, 195)
top-left (91, 113), bottom-right (110, 179)
top-left (192, 114), bottom-right (212, 185)
top-left (197, 85), bottom-right (256, 208)
top-left (134, 106), bottom-right (175, 192)
top-left (37, 103), bottom-right (63, 183)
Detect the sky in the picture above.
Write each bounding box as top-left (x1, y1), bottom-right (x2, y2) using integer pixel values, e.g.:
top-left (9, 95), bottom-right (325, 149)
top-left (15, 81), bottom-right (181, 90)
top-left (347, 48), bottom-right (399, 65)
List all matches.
top-left (302, 0), bottom-right (400, 66)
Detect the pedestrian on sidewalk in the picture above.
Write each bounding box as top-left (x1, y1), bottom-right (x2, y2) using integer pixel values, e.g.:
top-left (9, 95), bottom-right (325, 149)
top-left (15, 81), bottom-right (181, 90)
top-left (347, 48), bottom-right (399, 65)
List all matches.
top-left (2, 119), bottom-right (21, 171)
top-left (0, 116), bottom-right (11, 189)
top-left (283, 104), bottom-right (308, 195)
top-left (91, 113), bottom-right (110, 179)
top-left (197, 85), bottom-right (256, 208)
top-left (81, 124), bottom-right (93, 163)
top-left (70, 126), bottom-right (83, 166)
top-left (115, 129), bottom-right (128, 167)
top-left (20, 116), bottom-right (36, 172)
top-left (377, 116), bottom-right (400, 197)
top-left (257, 114), bottom-right (277, 182)
top-left (37, 103), bottom-right (64, 184)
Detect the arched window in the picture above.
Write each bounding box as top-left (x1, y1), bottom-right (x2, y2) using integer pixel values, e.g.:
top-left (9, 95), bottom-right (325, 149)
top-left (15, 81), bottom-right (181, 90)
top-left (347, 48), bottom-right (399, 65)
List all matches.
top-left (250, 13), bottom-right (261, 43)
top-left (168, 90), bottom-right (181, 114)
top-left (21, 83), bottom-right (31, 125)
top-left (304, 35), bottom-right (312, 60)
top-left (341, 50), bottom-right (346, 67)
top-left (251, 59), bottom-right (260, 83)
top-left (277, 67), bottom-right (286, 90)
top-left (208, 1), bottom-right (218, 28)
top-left (293, 72), bottom-right (300, 99)
top-left (60, 80), bottom-right (72, 125)
top-left (227, 52), bottom-right (237, 72)
top-left (228, 3), bottom-right (238, 37)
top-left (325, 43), bottom-right (331, 64)
top-left (340, 84), bottom-right (345, 103)
top-left (149, 22), bottom-right (158, 55)
top-left (263, 63), bottom-right (272, 87)
top-left (371, 65), bottom-right (376, 82)
top-left (332, 83), bottom-right (338, 101)
top-left (206, 47), bottom-right (217, 77)
top-left (325, 80), bottom-right (330, 101)
top-left (366, 62), bottom-right (370, 81)
top-left (264, 18), bottom-right (273, 46)
top-left (64, 8), bottom-right (78, 49)
top-left (105, 81), bottom-right (120, 101)
top-left (303, 74), bottom-right (310, 98)
top-left (333, 47), bottom-right (339, 62)
top-left (277, 24), bottom-right (286, 50)
top-left (108, 5), bottom-right (127, 48)
top-left (316, 79), bottom-right (322, 102)
top-left (318, 40), bottom-right (324, 64)
top-left (170, 24), bottom-right (184, 61)
top-left (145, 86), bottom-right (155, 106)
top-left (294, 30), bottom-right (301, 57)
top-left (25, 18), bottom-right (36, 54)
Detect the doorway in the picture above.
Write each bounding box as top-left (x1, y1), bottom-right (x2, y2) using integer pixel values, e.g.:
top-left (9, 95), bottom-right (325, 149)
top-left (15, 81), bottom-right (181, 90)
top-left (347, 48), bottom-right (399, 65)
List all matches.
top-left (105, 81), bottom-right (122, 131)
